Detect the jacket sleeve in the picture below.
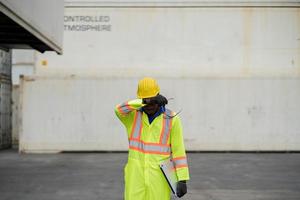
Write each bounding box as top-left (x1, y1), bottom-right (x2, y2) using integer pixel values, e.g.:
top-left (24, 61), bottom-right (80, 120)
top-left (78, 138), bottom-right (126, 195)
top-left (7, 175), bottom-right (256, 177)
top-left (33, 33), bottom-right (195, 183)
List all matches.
top-left (170, 116), bottom-right (190, 181)
top-left (114, 99), bottom-right (144, 128)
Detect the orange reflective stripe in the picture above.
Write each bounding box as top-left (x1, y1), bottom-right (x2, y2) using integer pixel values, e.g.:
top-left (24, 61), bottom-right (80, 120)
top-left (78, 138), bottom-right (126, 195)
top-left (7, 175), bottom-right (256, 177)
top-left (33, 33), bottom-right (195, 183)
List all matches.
top-left (117, 104), bottom-right (126, 115)
top-left (170, 164), bottom-right (188, 171)
top-left (137, 114), bottom-right (142, 140)
top-left (172, 156), bottom-right (188, 169)
top-left (174, 164), bottom-right (188, 169)
top-left (124, 102), bottom-right (132, 111)
top-left (130, 111), bottom-right (142, 139)
top-left (172, 156), bottom-right (186, 161)
top-left (128, 109), bottom-right (175, 155)
top-left (129, 111), bottom-right (138, 139)
top-left (159, 116), bottom-right (166, 143)
top-left (165, 116), bottom-right (172, 144)
top-left (117, 101), bottom-right (134, 115)
top-left (129, 146), bottom-right (171, 155)
top-left (129, 140), bottom-right (171, 154)
top-left (130, 138), bottom-right (171, 147)
top-left (159, 109), bottom-right (173, 145)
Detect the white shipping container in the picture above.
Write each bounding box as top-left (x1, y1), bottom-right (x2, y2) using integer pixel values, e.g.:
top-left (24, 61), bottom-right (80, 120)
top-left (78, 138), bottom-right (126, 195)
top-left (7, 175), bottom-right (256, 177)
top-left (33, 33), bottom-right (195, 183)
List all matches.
top-left (36, 6), bottom-right (300, 78)
top-left (19, 76), bottom-right (300, 153)
top-left (12, 85), bottom-right (19, 148)
top-left (16, 2), bottom-right (300, 152)
top-left (0, 0), bottom-right (63, 53)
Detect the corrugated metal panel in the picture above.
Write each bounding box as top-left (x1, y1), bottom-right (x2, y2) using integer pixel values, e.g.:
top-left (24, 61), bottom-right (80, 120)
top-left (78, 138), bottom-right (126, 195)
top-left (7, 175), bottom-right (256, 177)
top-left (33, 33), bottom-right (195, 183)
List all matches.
top-left (0, 49), bottom-right (12, 149)
top-left (0, 77), bottom-right (12, 149)
top-left (0, 49), bottom-right (11, 76)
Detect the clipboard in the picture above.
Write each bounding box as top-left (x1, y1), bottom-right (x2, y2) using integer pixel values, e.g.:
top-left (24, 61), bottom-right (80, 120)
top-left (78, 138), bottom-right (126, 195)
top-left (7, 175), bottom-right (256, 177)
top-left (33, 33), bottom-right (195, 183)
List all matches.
top-left (159, 158), bottom-right (178, 197)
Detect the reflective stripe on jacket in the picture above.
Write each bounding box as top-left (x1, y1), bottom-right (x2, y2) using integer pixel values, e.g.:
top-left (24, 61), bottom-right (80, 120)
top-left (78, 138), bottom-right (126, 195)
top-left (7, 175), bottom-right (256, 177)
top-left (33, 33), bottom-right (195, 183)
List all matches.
top-left (115, 99), bottom-right (190, 181)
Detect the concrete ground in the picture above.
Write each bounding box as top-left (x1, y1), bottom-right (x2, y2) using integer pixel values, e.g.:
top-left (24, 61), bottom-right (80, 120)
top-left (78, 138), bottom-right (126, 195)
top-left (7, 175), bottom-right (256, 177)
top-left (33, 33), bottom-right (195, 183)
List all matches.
top-left (0, 150), bottom-right (300, 200)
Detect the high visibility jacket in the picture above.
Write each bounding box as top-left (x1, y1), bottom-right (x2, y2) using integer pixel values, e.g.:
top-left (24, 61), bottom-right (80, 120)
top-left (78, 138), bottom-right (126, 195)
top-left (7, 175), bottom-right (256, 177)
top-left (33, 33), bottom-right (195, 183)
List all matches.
top-left (115, 99), bottom-right (190, 200)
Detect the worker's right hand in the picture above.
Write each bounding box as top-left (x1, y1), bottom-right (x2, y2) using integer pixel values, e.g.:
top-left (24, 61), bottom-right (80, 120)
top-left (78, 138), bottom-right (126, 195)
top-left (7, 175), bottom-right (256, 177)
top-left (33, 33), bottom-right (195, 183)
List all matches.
top-left (142, 94), bottom-right (168, 106)
top-left (153, 94), bottom-right (168, 106)
top-left (176, 180), bottom-right (187, 198)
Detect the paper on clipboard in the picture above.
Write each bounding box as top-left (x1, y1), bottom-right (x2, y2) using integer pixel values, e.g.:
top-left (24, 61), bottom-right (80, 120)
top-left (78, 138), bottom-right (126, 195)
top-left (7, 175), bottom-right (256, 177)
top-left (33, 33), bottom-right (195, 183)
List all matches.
top-left (159, 158), bottom-right (178, 197)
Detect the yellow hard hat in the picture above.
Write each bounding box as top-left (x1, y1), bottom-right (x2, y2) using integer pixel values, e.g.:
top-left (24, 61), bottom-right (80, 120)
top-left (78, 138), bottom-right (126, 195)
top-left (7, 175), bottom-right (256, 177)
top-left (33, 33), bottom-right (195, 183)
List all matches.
top-left (137, 77), bottom-right (160, 99)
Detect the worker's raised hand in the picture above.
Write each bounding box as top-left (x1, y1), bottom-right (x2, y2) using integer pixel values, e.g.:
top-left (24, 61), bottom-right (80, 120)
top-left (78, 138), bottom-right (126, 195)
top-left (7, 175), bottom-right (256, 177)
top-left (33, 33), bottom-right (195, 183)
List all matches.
top-left (153, 94), bottom-right (168, 106)
top-left (142, 94), bottom-right (168, 106)
top-left (176, 181), bottom-right (187, 198)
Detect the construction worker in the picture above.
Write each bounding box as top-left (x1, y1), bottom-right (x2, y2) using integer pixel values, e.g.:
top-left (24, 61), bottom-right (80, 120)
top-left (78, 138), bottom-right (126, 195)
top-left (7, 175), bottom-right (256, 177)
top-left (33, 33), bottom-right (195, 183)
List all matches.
top-left (115, 77), bottom-right (190, 200)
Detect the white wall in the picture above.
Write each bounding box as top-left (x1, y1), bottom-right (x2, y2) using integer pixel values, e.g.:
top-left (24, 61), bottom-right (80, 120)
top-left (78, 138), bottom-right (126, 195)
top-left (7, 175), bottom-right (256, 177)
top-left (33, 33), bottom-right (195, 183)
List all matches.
top-left (17, 5), bottom-right (300, 152)
top-left (11, 50), bottom-right (35, 148)
top-left (36, 7), bottom-right (300, 78)
top-left (19, 77), bottom-right (300, 153)
top-left (12, 85), bottom-right (19, 148)
top-left (12, 49), bottom-right (35, 85)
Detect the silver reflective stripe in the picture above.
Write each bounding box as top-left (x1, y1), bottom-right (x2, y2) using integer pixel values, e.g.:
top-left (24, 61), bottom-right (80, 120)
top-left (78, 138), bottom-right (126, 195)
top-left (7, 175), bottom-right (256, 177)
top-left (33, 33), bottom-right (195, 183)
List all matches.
top-left (119, 103), bottom-right (132, 114)
top-left (129, 140), bottom-right (171, 154)
top-left (173, 158), bottom-right (188, 167)
top-left (131, 111), bottom-right (142, 139)
top-left (164, 109), bottom-right (173, 119)
top-left (160, 109), bottom-right (173, 144)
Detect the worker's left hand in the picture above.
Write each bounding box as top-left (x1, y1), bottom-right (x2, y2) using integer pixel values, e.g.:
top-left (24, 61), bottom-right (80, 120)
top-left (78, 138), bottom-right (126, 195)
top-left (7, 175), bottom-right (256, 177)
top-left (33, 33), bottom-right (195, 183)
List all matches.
top-left (176, 180), bottom-right (187, 198)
